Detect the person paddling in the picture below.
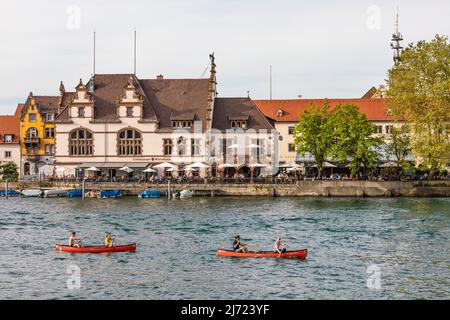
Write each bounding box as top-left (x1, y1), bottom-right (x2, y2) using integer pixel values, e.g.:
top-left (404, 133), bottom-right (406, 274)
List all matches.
top-left (274, 236), bottom-right (287, 254)
top-left (69, 232), bottom-right (82, 248)
top-left (104, 232), bottom-right (115, 248)
top-left (232, 235), bottom-right (248, 253)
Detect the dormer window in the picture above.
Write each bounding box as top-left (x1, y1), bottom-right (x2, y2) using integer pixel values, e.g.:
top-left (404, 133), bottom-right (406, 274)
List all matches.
top-left (172, 121), bottom-right (192, 128)
top-left (46, 113), bottom-right (54, 121)
top-left (231, 121), bottom-right (247, 129)
top-left (277, 109), bottom-right (284, 117)
top-left (126, 107), bottom-right (134, 117)
top-left (5, 135), bottom-right (12, 143)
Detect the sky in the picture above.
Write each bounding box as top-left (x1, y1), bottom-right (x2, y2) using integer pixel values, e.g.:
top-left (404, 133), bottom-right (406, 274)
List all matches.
top-left (0, 0), bottom-right (448, 114)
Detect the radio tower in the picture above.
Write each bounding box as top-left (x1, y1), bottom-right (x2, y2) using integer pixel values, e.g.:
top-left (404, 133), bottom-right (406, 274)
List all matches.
top-left (390, 8), bottom-right (403, 65)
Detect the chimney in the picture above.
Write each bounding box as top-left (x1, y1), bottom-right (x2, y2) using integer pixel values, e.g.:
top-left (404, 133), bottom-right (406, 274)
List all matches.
top-left (156, 74), bottom-right (164, 80)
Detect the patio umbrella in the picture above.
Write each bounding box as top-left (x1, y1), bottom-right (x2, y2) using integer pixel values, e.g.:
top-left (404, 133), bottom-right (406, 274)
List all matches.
top-left (247, 144), bottom-right (262, 149)
top-left (153, 162), bottom-right (176, 169)
top-left (55, 167), bottom-right (68, 173)
top-left (278, 163), bottom-right (293, 168)
top-left (167, 167), bottom-right (179, 172)
top-left (186, 162), bottom-right (210, 168)
top-left (142, 167), bottom-right (157, 173)
top-left (249, 163), bottom-right (266, 168)
top-left (313, 162), bottom-right (336, 168)
top-left (218, 163), bottom-right (234, 169)
top-left (119, 166), bottom-right (134, 173)
top-left (227, 144), bottom-right (243, 149)
top-left (86, 166), bottom-right (101, 171)
top-left (185, 167), bottom-right (198, 171)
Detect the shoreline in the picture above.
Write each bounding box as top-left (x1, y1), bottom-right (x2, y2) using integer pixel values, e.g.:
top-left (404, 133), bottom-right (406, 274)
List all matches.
top-left (3, 180), bottom-right (450, 197)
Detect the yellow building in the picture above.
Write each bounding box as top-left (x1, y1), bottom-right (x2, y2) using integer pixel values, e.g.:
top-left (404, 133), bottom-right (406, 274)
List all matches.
top-left (20, 92), bottom-right (59, 177)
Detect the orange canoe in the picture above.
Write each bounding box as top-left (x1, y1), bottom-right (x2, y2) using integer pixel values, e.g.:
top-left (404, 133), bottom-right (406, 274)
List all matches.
top-left (55, 243), bottom-right (136, 253)
top-left (216, 248), bottom-right (307, 259)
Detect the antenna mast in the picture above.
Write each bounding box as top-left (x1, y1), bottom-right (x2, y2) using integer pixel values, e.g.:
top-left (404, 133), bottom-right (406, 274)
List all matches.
top-left (93, 28), bottom-right (96, 75)
top-left (270, 64), bottom-right (272, 100)
top-left (133, 28), bottom-right (137, 75)
top-left (390, 7), bottom-right (403, 65)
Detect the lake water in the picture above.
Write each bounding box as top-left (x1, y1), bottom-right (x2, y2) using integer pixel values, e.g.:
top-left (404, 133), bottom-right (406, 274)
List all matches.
top-left (0, 196), bottom-right (449, 299)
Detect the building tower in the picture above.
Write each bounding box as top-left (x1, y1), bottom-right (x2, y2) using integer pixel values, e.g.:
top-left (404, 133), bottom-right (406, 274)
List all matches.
top-left (390, 8), bottom-right (403, 65)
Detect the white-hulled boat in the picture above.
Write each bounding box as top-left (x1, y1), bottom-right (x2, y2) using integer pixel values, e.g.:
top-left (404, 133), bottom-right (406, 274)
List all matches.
top-left (43, 189), bottom-right (67, 198)
top-left (179, 190), bottom-right (194, 198)
top-left (21, 189), bottom-right (42, 197)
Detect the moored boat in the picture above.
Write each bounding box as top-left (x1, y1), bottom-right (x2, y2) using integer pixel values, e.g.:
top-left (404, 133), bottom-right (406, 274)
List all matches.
top-left (0, 189), bottom-right (21, 197)
top-left (55, 243), bottom-right (136, 253)
top-left (98, 189), bottom-right (122, 198)
top-left (216, 248), bottom-right (307, 259)
top-left (21, 189), bottom-right (42, 197)
top-left (138, 189), bottom-right (161, 198)
top-left (66, 189), bottom-right (83, 198)
top-left (179, 190), bottom-right (194, 198)
top-left (43, 189), bottom-right (67, 198)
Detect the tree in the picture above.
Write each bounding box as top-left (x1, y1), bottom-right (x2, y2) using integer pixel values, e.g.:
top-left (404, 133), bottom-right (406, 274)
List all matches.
top-left (385, 125), bottom-right (412, 175)
top-left (328, 104), bottom-right (383, 178)
top-left (293, 102), bottom-right (332, 178)
top-left (387, 35), bottom-right (450, 177)
top-left (0, 162), bottom-right (19, 182)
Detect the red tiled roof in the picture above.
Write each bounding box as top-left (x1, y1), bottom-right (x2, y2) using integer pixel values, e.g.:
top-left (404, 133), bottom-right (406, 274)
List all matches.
top-left (253, 98), bottom-right (391, 122)
top-left (0, 112), bottom-right (21, 144)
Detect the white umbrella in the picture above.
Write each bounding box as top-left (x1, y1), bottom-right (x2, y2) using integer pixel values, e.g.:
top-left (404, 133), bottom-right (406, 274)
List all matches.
top-left (287, 167), bottom-right (302, 172)
top-left (247, 144), bottom-right (262, 149)
top-left (186, 162), bottom-right (210, 168)
top-left (119, 166), bottom-right (134, 173)
top-left (249, 163), bottom-right (266, 168)
top-left (219, 163), bottom-right (234, 169)
top-left (313, 162), bottom-right (336, 168)
top-left (153, 162), bottom-right (176, 169)
top-left (227, 144), bottom-right (243, 149)
top-left (55, 167), bottom-right (68, 173)
top-left (278, 163), bottom-right (293, 168)
top-left (142, 167), bottom-right (157, 173)
top-left (167, 167), bottom-right (179, 172)
top-left (185, 167), bottom-right (198, 171)
top-left (86, 166), bottom-right (101, 171)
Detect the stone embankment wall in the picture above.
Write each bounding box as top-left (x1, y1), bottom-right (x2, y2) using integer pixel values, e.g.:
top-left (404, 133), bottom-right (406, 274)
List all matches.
top-left (4, 181), bottom-right (450, 197)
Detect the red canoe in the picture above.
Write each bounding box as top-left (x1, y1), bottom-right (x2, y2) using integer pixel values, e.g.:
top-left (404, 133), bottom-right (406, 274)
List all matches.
top-left (216, 248), bottom-right (307, 259)
top-left (55, 243), bottom-right (136, 253)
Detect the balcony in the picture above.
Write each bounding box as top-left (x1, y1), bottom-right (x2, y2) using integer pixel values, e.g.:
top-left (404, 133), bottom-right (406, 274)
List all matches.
top-left (24, 137), bottom-right (40, 145)
top-left (25, 153), bottom-right (40, 161)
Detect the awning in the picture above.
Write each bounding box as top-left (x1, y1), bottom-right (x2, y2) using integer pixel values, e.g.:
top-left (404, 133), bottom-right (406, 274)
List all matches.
top-left (78, 162), bottom-right (149, 169)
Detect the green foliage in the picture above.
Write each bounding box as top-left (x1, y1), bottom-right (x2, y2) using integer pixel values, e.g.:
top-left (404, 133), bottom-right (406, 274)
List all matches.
top-left (328, 104), bottom-right (383, 177)
top-left (385, 125), bottom-right (412, 172)
top-left (387, 34), bottom-right (450, 173)
top-left (0, 162), bottom-right (19, 182)
top-left (293, 102), bottom-right (383, 177)
top-left (293, 102), bottom-right (332, 177)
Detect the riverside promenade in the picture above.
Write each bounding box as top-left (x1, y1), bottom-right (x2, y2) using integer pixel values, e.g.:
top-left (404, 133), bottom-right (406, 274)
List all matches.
top-left (5, 180), bottom-right (450, 197)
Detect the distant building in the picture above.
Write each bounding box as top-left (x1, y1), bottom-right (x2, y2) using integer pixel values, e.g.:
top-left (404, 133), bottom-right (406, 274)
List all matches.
top-left (0, 105), bottom-right (22, 176)
top-left (253, 98), bottom-right (394, 165)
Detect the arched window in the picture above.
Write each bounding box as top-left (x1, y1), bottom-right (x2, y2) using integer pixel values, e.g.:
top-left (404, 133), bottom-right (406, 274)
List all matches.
top-left (118, 128), bottom-right (142, 156)
top-left (26, 128), bottom-right (39, 138)
top-left (69, 128), bottom-right (94, 156)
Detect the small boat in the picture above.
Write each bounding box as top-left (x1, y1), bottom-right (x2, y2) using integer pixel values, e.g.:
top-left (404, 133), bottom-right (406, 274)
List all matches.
top-left (216, 248), bottom-right (307, 259)
top-left (55, 243), bottom-right (136, 253)
top-left (43, 189), bottom-right (67, 198)
top-left (98, 189), bottom-right (122, 198)
top-left (138, 189), bottom-right (161, 198)
top-left (66, 189), bottom-right (83, 198)
top-left (179, 190), bottom-right (194, 198)
top-left (21, 189), bottom-right (42, 197)
top-left (0, 189), bottom-right (21, 197)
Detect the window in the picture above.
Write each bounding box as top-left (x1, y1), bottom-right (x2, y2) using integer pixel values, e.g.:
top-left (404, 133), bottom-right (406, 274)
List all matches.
top-left (45, 128), bottom-right (55, 139)
top-left (288, 143), bottom-right (296, 152)
top-left (27, 128), bottom-right (38, 138)
top-left (117, 128), bottom-right (142, 156)
top-left (177, 137), bottom-right (187, 155)
top-left (163, 139), bottom-right (173, 155)
top-left (29, 114), bottom-right (36, 122)
top-left (4, 151), bottom-right (11, 158)
top-left (126, 107), bottom-right (134, 117)
top-left (385, 125), bottom-right (393, 134)
top-left (4, 135), bottom-right (12, 143)
top-left (231, 121), bottom-right (247, 129)
top-left (46, 113), bottom-right (54, 121)
top-left (375, 125), bottom-right (383, 134)
top-left (45, 144), bottom-right (55, 155)
top-left (277, 109), bottom-right (284, 117)
top-left (191, 139), bottom-right (201, 156)
top-left (288, 127), bottom-right (295, 135)
top-left (78, 107), bottom-right (85, 117)
top-left (172, 121), bottom-right (192, 128)
top-left (69, 128), bottom-right (94, 156)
